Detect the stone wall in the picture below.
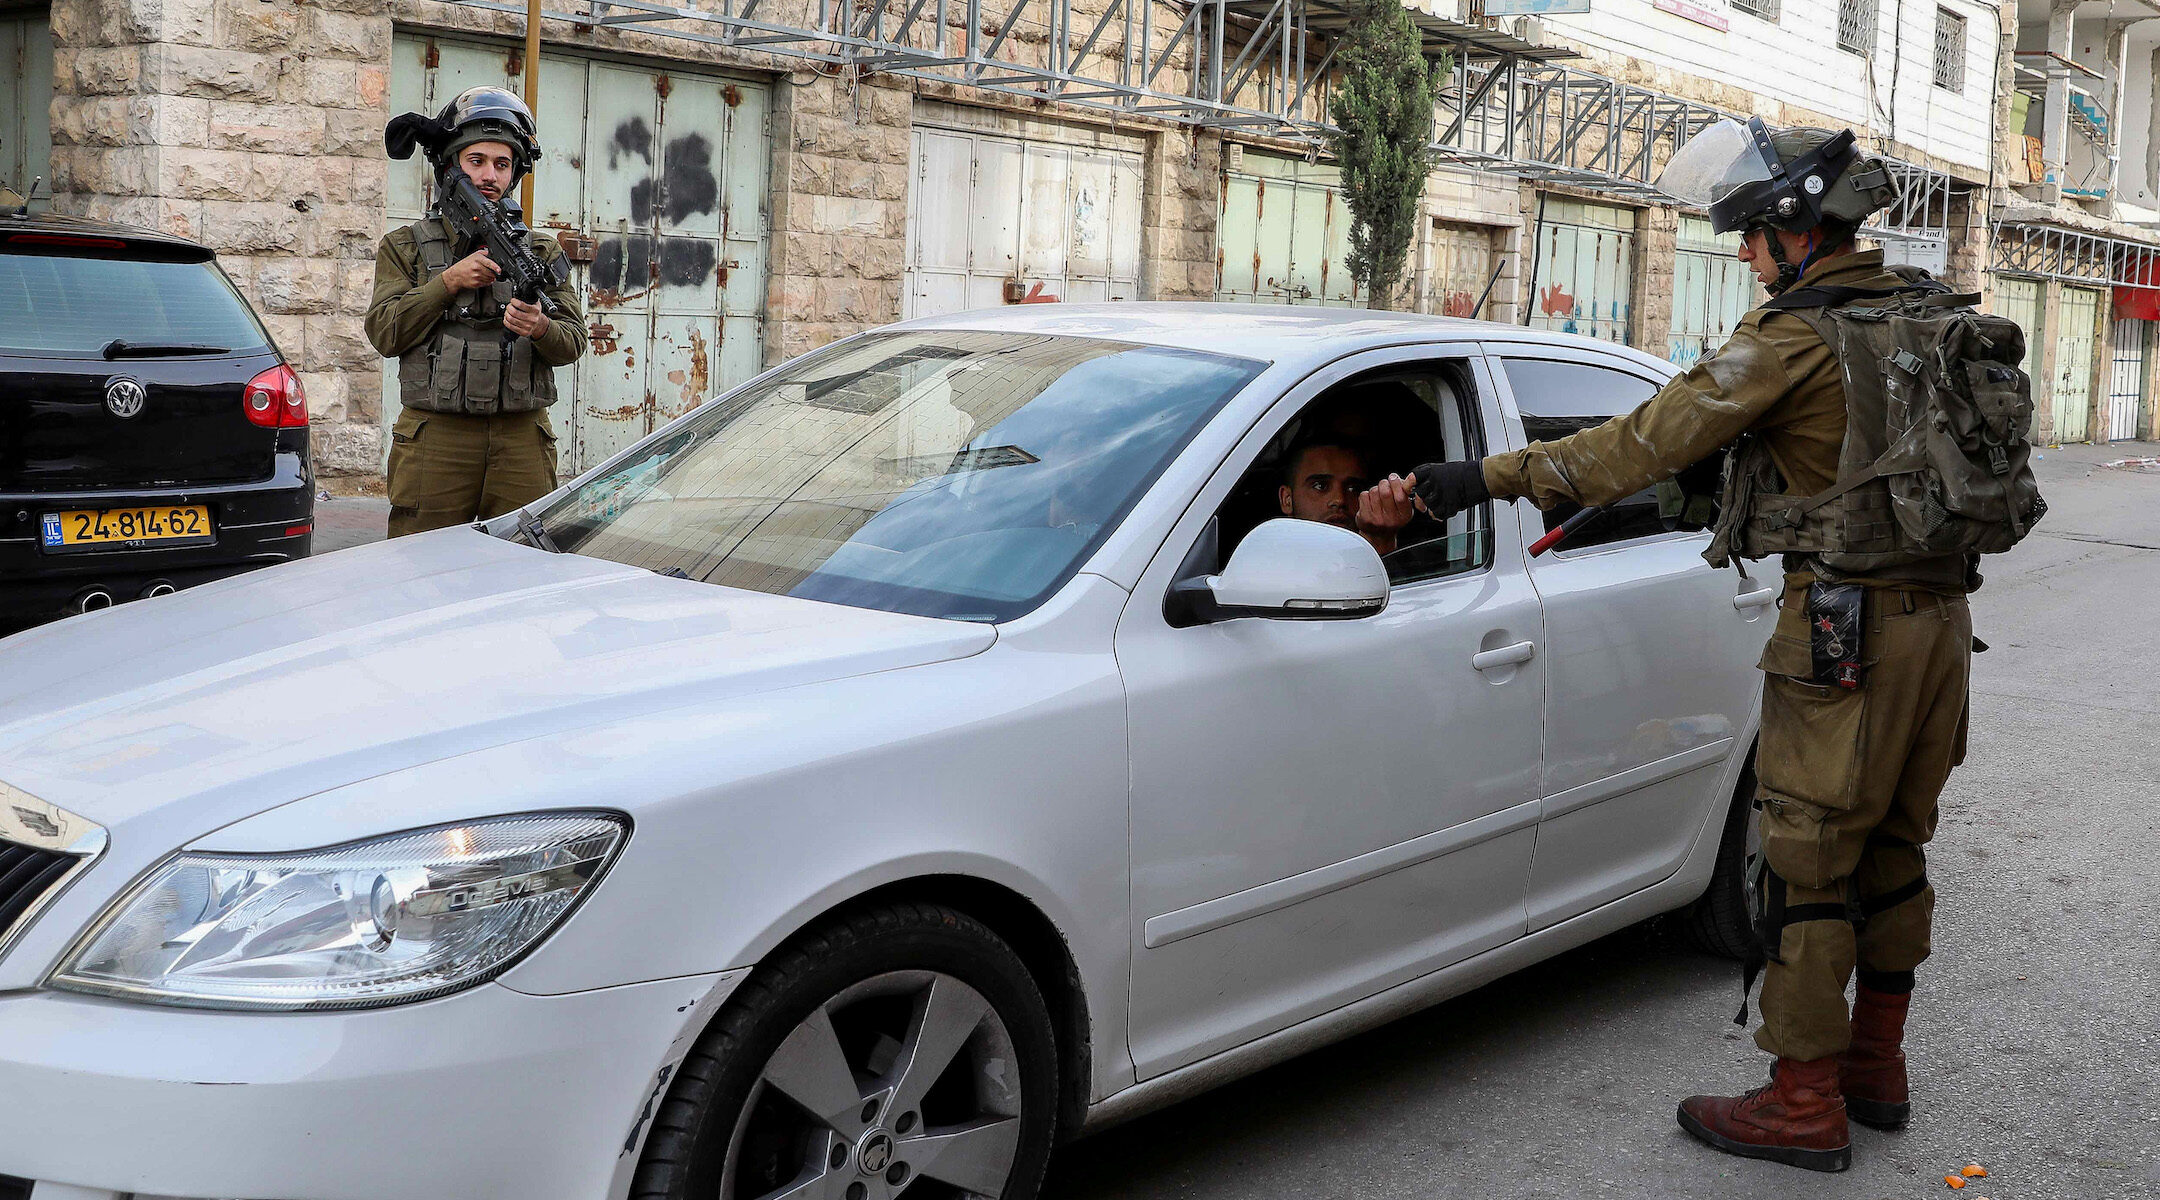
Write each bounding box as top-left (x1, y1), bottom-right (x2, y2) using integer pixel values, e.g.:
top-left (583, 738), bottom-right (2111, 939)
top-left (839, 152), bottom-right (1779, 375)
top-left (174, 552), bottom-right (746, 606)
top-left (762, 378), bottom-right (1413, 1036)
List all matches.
top-left (766, 70), bottom-right (913, 365)
top-left (47, 0), bottom-right (394, 477)
top-left (1143, 127), bottom-right (1221, 300)
top-left (1633, 204), bottom-right (1679, 355)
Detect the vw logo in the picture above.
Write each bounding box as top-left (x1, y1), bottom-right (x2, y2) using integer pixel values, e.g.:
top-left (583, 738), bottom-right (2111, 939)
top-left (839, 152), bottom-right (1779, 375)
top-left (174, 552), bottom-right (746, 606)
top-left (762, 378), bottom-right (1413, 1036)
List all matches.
top-left (104, 377), bottom-right (147, 419)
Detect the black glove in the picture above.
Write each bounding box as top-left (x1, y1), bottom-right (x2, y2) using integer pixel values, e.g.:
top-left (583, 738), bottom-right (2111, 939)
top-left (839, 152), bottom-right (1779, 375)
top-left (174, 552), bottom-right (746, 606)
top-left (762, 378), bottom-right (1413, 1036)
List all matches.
top-left (1408, 460), bottom-right (1489, 522)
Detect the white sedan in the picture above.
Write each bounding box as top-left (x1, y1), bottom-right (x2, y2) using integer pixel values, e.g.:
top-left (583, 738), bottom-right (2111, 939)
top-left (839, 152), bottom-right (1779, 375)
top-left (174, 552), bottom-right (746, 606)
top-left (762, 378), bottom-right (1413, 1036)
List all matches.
top-left (0, 305), bottom-right (1771, 1200)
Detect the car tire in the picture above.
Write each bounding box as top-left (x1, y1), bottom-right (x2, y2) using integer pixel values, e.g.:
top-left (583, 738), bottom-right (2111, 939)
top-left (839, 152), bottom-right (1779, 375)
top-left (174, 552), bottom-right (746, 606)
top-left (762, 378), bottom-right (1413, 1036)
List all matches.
top-left (1681, 759), bottom-right (1759, 961)
top-left (631, 902), bottom-right (1061, 1200)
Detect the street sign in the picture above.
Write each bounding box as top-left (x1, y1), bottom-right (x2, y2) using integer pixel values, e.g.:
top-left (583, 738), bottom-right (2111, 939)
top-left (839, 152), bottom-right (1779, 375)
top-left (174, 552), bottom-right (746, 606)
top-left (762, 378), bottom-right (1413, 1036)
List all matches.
top-left (1655, 0), bottom-right (1729, 29)
top-left (1484, 0), bottom-right (1591, 12)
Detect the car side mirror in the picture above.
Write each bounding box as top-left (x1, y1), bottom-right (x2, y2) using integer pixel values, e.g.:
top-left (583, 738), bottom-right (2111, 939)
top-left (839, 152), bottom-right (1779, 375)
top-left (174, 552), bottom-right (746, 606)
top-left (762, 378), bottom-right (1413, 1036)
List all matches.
top-left (1168, 518), bottom-right (1389, 625)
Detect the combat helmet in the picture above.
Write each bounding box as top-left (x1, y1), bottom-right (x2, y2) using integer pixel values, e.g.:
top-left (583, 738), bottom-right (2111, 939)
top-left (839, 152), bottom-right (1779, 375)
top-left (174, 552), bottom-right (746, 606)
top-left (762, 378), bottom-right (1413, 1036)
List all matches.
top-left (384, 86), bottom-right (543, 185)
top-left (1659, 117), bottom-right (1896, 290)
top-left (435, 87), bottom-right (542, 176)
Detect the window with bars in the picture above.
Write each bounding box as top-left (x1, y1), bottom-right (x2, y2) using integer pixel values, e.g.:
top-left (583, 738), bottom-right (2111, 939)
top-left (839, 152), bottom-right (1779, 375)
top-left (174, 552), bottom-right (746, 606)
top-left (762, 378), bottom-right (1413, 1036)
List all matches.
top-left (1731, 0), bottom-right (1780, 22)
top-left (1933, 8), bottom-right (1967, 92)
top-left (1837, 0), bottom-right (1877, 54)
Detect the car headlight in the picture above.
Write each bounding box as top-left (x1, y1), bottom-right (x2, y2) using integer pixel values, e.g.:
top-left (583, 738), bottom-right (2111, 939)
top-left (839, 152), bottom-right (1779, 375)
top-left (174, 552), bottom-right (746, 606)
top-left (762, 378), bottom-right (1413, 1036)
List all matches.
top-left (51, 812), bottom-right (627, 1011)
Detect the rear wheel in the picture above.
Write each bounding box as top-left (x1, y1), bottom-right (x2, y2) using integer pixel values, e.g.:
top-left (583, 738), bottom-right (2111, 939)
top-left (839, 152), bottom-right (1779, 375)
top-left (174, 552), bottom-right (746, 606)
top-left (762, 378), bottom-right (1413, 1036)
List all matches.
top-left (633, 903), bottom-right (1060, 1200)
top-left (1682, 758), bottom-right (1759, 959)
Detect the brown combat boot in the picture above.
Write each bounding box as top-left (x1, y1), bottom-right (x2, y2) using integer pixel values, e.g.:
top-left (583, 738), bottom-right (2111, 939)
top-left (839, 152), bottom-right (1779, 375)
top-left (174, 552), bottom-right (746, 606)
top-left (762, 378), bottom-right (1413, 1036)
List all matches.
top-left (1840, 985), bottom-right (1912, 1130)
top-left (1677, 1056), bottom-right (1852, 1172)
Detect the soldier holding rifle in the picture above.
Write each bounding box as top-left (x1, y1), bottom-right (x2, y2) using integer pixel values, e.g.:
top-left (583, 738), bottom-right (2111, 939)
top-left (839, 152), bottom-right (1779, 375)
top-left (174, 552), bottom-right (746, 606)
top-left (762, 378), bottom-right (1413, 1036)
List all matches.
top-left (367, 87), bottom-right (587, 538)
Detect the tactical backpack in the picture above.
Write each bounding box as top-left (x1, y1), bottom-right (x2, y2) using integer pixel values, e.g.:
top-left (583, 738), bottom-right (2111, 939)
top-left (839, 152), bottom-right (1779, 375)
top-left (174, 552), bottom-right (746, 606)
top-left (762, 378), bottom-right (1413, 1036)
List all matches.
top-left (1707, 270), bottom-right (2047, 574)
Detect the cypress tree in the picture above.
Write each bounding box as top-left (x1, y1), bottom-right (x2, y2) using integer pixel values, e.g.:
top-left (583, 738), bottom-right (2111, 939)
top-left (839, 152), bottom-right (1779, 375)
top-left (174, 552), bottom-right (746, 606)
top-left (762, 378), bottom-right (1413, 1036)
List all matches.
top-left (1326, 0), bottom-right (1445, 310)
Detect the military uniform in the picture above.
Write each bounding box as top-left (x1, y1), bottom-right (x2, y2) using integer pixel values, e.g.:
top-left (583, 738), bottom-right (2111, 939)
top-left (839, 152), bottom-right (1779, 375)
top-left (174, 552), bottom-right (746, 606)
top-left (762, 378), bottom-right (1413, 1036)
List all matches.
top-left (364, 216), bottom-right (587, 538)
top-left (1481, 248), bottom-right (1969, 1063)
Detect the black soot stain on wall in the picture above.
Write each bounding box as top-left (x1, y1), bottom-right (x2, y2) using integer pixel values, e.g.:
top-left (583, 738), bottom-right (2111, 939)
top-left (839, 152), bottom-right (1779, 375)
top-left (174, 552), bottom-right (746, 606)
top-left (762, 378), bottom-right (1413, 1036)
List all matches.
top-left (662, 134), bottom-right (719, 225)
top-left (610, 118), bottom-right (652, 171)
top-left (660, 238), bottom-right (717, 287)
top-left (591, 234), bottom-right (658, 297)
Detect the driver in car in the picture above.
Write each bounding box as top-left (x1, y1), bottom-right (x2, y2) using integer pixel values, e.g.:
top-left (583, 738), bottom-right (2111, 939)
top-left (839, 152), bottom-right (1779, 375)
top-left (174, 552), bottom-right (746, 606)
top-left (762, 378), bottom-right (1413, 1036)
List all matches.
top-left (1277, 440), bottom-right (1416, 556)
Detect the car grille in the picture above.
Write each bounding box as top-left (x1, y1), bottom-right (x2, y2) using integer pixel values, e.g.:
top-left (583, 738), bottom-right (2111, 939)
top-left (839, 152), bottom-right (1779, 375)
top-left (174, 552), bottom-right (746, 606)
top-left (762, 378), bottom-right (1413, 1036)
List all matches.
top-left (0, 838), bottom-right (78, 952)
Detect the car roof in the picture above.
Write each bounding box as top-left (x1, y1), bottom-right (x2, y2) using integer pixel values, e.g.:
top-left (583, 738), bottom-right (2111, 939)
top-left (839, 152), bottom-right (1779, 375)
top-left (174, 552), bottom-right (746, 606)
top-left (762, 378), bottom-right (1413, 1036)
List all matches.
top-left (0, 208), bottom-right (214, 261)
top-left (886, 302), bottom-right (1676, 376)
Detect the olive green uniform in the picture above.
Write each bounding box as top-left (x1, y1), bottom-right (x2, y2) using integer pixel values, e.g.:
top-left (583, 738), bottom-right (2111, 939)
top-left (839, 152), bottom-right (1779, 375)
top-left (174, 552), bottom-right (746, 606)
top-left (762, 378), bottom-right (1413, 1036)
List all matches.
top-left (1482, 250), bottom-right (1969, 1063)
top-left (365, 217), bottom-right (587, 538)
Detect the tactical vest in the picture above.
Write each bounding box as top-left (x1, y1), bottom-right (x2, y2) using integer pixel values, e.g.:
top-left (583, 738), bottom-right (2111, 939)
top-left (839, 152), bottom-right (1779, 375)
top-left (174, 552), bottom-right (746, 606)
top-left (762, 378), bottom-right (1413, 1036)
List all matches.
top-left (1704, 270), bottom-right (2043, 587)
top-left (396, 218), bottom-right (559, 416)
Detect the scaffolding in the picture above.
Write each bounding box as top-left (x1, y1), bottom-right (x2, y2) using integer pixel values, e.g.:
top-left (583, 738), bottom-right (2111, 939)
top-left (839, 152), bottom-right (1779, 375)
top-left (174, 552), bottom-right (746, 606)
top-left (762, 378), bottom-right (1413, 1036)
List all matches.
top-left (446, 0), bottom-right (1955, 230)
top-left (1992, 219), bottom-right (2160, 288)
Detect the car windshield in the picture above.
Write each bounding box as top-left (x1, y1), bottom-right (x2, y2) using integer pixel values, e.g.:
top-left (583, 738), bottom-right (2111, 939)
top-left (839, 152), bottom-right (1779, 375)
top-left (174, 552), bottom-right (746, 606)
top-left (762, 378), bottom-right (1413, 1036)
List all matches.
top-left (0, 252), bottom-right (272, 357)
top-left (536, 330), bottom-right (1266, 622)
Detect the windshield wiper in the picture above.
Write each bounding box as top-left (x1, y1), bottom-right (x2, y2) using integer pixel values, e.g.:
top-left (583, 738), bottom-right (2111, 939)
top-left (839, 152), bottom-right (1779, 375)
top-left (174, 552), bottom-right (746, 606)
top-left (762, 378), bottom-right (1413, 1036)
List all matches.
top-left (102, 339), bottom-right (229, 359)
top-left (517, 509), bottom-right (561, 553)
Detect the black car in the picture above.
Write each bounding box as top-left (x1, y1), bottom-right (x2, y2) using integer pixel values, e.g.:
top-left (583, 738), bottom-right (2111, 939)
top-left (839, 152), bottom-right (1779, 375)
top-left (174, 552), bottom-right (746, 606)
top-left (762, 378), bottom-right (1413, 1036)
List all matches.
top-left (0, 207), bottom-right (313, 623)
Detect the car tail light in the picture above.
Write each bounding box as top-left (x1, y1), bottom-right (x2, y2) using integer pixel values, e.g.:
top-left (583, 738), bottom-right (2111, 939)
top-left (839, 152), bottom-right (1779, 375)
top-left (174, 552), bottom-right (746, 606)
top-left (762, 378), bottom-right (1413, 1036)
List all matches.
top-left (3, 233), bottom-right (129, 250)
top-left (242, 364), bottom-right (308, 428)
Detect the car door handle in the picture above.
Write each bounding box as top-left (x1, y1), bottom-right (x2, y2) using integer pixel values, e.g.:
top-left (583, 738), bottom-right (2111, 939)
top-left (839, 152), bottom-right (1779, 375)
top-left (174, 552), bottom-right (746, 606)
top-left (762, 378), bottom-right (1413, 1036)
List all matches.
top-left (1734, 587), bottom-right (1778, 611)
top-left (1471, 641), bottom-right (1537, 671)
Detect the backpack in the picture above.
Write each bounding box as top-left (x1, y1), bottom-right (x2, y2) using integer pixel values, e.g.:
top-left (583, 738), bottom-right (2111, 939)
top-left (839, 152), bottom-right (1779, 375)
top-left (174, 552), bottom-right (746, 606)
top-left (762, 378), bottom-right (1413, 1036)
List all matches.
top-left (1742, 271), bottom-right (2047, 571)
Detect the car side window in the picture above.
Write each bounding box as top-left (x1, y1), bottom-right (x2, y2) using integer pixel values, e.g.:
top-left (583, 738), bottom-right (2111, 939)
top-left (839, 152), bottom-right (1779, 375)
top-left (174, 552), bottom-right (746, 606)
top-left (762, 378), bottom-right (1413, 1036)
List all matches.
top-left (1206, 358), bottom-right (1493, 587)
top-left (1501, 357), bottom-right (1687, 551)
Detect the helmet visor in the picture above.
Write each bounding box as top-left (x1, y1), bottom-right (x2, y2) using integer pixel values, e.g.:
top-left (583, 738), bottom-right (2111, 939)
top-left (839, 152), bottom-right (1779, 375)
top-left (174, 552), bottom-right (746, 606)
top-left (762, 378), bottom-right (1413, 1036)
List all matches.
top-left (1657, 118), bottom-right (1774, 209)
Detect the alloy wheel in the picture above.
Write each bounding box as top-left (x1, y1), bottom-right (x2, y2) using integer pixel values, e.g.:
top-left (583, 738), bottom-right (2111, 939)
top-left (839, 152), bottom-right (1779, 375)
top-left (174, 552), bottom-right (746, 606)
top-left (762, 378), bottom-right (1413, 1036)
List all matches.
top-left (721, 970), bottom-right (1026, 1200)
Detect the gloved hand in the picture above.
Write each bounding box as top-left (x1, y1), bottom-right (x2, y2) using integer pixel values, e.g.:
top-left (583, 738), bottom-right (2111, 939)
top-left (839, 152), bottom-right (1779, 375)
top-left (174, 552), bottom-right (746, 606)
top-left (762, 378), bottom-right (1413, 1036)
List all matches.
top-left (1407, 460), bottom-right (1489, 522)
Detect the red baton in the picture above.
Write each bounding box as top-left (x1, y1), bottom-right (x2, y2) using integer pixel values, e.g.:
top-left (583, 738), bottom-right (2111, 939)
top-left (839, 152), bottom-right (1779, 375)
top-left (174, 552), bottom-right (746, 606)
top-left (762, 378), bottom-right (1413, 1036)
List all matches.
top-left (1528, 506), bottom-right (1601, 556)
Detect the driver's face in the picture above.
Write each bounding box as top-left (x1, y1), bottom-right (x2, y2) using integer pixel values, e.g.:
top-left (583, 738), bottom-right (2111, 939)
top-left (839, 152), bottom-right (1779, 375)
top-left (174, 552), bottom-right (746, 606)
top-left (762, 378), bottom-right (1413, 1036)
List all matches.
top-left (1279, 446), bottom-right (1370, 530)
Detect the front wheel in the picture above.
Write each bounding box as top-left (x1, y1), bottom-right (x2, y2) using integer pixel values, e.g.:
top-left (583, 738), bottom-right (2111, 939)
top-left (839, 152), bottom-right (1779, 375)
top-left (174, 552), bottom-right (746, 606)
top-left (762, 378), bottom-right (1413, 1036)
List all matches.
top-left (1681, 758), bottom-right (1760, 960)
top-left (632, 902), bottom-right (1061, 1200)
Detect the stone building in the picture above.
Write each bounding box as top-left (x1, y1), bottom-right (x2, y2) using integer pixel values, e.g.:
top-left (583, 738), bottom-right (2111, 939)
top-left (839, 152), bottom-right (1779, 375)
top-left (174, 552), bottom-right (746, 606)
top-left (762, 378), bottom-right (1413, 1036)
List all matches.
top-left (2, 0), bottom-right (2152, 488)
top-left (1989, 0), bottom-right (2160, 445)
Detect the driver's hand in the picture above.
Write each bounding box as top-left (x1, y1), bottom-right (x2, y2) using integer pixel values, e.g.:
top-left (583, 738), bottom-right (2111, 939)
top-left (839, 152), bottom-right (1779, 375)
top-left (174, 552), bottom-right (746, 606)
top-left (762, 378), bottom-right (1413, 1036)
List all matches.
top-left (1357, 474), bottom-right (1416, 534)
top-left (1406, 460), bottom-right (1490, 522)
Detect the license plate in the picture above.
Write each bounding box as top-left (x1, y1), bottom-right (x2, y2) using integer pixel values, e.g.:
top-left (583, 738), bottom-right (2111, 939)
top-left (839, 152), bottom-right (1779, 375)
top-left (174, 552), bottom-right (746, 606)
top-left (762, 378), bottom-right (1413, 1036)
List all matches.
top-left (41, 505), bottom-right (213, 551)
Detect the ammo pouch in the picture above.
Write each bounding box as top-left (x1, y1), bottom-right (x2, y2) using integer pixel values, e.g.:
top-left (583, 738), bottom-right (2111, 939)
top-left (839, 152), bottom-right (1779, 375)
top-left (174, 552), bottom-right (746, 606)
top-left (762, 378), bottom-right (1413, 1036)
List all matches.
top-left (395, 218), bottom-right (558, 416)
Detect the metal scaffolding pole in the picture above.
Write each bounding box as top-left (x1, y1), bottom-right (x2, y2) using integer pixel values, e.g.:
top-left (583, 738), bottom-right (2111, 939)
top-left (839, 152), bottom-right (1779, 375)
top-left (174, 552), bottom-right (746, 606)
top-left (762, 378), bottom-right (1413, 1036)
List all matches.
top-left (444, 0), bottom-right (1965, 218)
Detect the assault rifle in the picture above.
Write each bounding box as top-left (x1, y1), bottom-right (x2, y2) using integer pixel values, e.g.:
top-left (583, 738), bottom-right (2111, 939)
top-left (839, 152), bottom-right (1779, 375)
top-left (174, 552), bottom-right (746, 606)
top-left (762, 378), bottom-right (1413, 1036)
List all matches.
top-left (438, 172), bottom-right (569, 319)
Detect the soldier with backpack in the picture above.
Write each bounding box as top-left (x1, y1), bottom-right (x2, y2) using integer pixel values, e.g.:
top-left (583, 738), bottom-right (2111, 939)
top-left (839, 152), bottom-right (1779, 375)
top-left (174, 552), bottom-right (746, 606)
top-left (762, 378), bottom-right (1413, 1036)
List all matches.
top-left (1407, 118), bottom-right (2044, 1173)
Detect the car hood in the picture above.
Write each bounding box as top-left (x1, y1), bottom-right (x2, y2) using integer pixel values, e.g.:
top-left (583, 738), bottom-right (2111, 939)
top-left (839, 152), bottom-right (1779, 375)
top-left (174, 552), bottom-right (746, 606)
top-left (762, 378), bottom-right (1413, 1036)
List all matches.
top-left (0, 529), bottom-right (996, 836)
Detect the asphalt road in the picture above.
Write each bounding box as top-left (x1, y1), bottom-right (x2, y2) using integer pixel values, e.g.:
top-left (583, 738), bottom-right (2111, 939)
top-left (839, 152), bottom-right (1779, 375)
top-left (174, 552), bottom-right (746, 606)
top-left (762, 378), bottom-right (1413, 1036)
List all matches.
top-left (1043, 441), bottom-right (2160, 1200)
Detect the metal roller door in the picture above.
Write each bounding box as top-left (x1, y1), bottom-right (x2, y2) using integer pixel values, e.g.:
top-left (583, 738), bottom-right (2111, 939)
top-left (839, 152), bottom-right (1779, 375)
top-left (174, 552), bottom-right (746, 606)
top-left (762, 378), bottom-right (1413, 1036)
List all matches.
top-left (387, 34), bottom-right (771, 473)
top-left (1669, 216), bottom-right (1754, 368)
top-left (1990, 277), bottom-right (2044, 441)
top-left (904, 124), bottom-right (1142, 319)
top-left (1529, 198), bottom-right (1635, 345)
top-left (2107, 318), bottom-right (2151, 442)
top-left (1216, 151), bottom-right (1359, 307)
top-left (0, 14), bottom-right (52, 205)
top-left (2052, 286), bottom-right (2104, 444)
top-left (1990, 277), bottom-right (2044, 368)
top-left (1421, 220), bottom-right (1496, 317)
